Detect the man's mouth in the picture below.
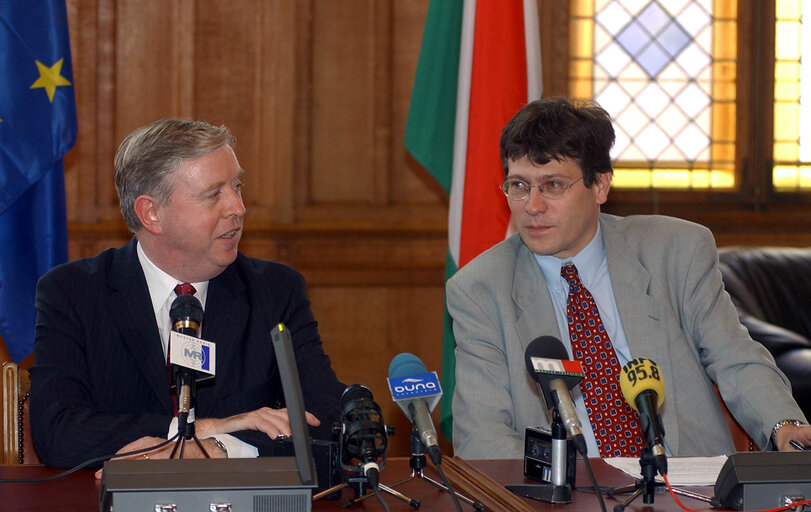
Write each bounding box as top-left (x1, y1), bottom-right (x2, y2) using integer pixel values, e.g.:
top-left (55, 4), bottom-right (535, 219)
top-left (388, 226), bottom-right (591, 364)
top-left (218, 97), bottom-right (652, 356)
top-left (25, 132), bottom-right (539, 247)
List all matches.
top-left (219, 229), bottom-right (240, 239)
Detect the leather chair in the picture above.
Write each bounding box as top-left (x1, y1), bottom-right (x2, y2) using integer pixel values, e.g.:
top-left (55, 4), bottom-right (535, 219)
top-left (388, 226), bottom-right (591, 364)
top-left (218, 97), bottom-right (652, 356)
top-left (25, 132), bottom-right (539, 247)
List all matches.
top-left (714, 384), bottom-right (757, 452)
top-left (2, 361), bottom-right (40, 464)
top-left (718, 246), bottom-right (811, 417)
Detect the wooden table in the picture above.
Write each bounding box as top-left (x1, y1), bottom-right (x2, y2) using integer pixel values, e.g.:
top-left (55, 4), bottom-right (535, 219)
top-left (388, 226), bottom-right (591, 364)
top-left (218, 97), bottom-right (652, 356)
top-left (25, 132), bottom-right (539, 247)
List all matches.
top-left (0, 457), bottom-right (727, 511)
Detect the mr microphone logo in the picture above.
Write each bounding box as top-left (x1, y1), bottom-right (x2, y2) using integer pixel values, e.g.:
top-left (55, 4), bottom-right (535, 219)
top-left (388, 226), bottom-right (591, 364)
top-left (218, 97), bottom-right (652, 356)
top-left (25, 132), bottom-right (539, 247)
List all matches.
top-left (170, 331), bottom-right (216, 376)
top-left (183, 342), bottom-right (209, 370)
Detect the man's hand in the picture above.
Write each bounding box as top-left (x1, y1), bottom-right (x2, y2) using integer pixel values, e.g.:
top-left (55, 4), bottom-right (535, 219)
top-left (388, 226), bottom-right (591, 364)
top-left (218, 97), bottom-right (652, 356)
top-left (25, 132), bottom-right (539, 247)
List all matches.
top-left (774, 423), bottom-right (811, 451)
top-left (93, 435), bottom-right (227, 479)
top-left (194, 407), bottom-right (321, 440)
top-left (94, 407), bottom-right (320, 479)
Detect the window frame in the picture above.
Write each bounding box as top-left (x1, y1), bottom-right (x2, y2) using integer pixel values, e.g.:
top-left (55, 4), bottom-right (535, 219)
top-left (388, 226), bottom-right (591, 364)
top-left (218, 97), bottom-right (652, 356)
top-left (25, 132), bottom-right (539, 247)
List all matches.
top-left (539, 0), bottom-right (811, 236)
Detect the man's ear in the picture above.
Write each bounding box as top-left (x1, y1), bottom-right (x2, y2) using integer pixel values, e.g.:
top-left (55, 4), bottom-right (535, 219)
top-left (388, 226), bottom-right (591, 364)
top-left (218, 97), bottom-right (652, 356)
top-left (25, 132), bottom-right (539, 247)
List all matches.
top-left (133, 195), bottom-right (163, 235)
top-left (594, 171), bottom-right (613, 205)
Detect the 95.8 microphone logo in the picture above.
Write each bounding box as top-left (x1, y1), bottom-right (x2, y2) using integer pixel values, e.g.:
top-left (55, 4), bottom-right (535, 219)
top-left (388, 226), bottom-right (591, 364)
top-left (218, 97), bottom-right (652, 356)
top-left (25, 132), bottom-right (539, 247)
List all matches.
top-left (388, 372), bottom-right (442, 401)
top-left (621, 357), bottom-right (660, 387)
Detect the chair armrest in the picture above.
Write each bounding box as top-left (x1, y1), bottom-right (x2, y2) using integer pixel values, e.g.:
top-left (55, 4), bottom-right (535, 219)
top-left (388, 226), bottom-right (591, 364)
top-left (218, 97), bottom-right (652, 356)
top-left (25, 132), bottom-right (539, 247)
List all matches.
top-left (738, 313), bottom-right (811, 356)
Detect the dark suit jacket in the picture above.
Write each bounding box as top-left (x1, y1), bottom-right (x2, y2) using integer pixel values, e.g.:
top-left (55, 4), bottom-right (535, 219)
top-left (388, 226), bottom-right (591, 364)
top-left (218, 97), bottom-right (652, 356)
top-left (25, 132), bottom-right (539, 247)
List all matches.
top-left (30, 238), bottom-right (345, 468)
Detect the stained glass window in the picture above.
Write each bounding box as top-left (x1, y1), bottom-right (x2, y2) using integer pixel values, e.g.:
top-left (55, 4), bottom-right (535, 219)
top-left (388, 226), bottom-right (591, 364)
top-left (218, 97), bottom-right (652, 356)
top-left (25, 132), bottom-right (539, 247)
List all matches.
top-left (570, 0), bottom-right (737, 189)
top-left (773, 0), bottom-right (811, 190)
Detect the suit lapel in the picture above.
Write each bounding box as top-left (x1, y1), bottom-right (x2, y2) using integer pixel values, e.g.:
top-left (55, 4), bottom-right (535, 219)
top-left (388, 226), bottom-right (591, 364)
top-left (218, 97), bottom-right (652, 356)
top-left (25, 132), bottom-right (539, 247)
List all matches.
top-left (601, 216), bottom-right (680, 451)
top-left (199, 261), bottom-right (249, 410)
top-left (601, 217), bottom-right (665, 363)
top-left (107, 239), bottom-right (173, 413)
top-left (512, 240), bottom-right (561, 355)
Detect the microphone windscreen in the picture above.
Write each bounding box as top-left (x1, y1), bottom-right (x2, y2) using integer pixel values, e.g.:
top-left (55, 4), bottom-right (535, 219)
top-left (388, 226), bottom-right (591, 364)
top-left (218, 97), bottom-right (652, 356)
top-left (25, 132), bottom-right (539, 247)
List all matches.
top-left (388, 352), bottom-right (427, 378)
top-left (619, 357), bottom-right (665, 408)
top-left (524, 336), bottom-right (569, 377)
top-left (169, 294), bottom-right (204, 323)
top-left (342, 383), bottom-right (374, 406)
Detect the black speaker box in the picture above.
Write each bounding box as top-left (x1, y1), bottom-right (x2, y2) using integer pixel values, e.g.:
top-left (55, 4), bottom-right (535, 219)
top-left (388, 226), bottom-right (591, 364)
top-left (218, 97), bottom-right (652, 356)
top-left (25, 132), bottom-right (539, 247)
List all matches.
top-left (714, 451), bottom-right (811, 510)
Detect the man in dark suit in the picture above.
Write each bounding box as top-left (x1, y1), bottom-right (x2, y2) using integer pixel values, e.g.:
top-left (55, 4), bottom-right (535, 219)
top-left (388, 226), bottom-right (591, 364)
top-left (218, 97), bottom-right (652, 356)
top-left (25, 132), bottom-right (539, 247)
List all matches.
top-left (30, 119), bottom-right (346, 469)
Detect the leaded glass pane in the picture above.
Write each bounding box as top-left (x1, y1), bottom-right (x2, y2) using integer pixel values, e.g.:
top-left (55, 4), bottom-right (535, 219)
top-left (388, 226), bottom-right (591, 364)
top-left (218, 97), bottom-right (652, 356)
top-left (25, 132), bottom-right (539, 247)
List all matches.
top-left (570, 0), bottom-right (737, 190)
top-left (678, 3), bottom-right (712, 34)
top-left (636, 83), bottom-right (670, 117)
top-left (772, 0), bottom-right (811, 189)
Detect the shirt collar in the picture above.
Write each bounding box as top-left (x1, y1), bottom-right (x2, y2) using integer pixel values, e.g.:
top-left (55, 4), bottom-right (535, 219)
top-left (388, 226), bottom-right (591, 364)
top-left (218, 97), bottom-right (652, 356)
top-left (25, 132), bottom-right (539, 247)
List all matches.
top-left (534, 224), bottom-right (605, 288)
top-left (136, 240), bottom-right (209, 315)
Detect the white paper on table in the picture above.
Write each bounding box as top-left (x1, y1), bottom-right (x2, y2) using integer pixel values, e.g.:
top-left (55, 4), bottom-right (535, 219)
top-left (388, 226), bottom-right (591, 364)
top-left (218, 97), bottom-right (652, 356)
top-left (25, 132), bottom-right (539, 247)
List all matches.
top-left (603, 456), bottom-right (728, 486)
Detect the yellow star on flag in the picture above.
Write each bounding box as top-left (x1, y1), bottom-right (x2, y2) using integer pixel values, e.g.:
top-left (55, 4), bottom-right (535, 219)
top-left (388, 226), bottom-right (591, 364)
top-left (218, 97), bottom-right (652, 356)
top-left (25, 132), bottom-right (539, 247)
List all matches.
top-left (30, 58), bottom-right (72, 103)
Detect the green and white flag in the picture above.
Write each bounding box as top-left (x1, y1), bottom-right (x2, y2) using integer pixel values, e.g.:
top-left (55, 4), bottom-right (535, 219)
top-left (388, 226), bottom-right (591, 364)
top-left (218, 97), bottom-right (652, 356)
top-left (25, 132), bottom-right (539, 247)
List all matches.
top-left (405, 0), bottom-right (542, 440)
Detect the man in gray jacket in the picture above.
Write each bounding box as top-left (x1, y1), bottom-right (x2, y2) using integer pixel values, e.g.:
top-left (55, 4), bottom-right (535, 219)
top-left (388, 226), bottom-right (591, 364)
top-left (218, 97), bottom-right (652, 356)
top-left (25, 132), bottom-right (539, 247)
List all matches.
top-left (448, 97), bottom-right (811, 459)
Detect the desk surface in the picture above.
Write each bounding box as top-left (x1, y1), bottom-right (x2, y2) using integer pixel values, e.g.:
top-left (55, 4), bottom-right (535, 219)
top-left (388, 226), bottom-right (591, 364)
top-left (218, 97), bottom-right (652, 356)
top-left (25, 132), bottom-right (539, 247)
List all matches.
top-left (0, 457), bottom-right (725, 511)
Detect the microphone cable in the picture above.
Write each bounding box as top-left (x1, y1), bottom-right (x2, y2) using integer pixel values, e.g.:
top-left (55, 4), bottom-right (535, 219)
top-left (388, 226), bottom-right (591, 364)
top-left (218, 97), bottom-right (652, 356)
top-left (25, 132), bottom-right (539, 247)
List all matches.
top-left (371, 478), bottom-right (391, 512)
top-left (432, 457), bottom-right (463, 512)
top-left (577, 451), bottom-right (607, 512)
top-left (0, 434), bottom-right (179, 483)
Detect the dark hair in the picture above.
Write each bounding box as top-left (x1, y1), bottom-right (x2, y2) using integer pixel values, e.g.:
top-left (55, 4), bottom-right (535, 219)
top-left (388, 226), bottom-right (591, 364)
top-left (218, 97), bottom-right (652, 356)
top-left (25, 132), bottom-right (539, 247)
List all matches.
top-left (499, 97), bottom-right (614, 186)
top-left (114, 119), bottom-right (234, 232)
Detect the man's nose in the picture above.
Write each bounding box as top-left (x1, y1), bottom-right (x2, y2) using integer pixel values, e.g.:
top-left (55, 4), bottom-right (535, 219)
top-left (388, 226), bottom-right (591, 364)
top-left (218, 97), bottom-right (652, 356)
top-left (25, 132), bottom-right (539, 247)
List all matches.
top-left (524, 186), bottom-right (548, 214)
top-left (226, 188), bottom-right (246, 218)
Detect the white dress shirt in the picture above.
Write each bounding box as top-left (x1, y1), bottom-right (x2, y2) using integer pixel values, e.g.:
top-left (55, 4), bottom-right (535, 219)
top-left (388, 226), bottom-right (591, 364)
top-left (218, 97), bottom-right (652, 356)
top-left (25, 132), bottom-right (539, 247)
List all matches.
top-left (136, 241), bottom-right (257, 458)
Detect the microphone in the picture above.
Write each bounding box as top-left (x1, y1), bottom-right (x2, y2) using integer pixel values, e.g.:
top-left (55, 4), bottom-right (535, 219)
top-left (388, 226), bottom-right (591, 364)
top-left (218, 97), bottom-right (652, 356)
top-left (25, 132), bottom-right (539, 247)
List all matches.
top-left (169, 294), bottom-right (214, 436)
top-left (339, 384), bottom-right (389, 489)
top-left (387, 353), bottom-right (443, 465)
top-left (619, 357), bottom-right (667, 475)
top-left (524, 336), bottom-right (587, 455)
top-left (170, 294), bottom-right (203, 337)
top-left (168, 294), bottom-right (216, 380)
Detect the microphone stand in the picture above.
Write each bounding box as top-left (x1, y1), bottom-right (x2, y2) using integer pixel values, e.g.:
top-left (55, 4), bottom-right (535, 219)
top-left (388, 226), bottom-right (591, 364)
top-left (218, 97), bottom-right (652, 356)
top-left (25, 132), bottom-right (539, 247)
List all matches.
top-left (384, 430), bottom-right (485, 511)
top-left (169, 371), bottom-right (210, 459)
top-left (313, 462), bottom-right (420, 508)
top-left (313, 419), bottom-right (418, 508)
top-left (612, 446), bottom-right (657, 510)
top-left (506, 415), bottom-right (574, 504)
top-left (610, 447), bottom-right (712, 511)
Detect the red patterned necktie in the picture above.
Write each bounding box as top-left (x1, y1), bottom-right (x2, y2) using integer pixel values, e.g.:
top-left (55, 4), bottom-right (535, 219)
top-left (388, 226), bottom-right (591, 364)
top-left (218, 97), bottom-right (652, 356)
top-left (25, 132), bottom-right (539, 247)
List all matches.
top-left (174, 282), bottom-right (196, 298)
top-left (561, 263), bottom-right (644, 457)
top-left (168, 283), bottom-right (196, 414)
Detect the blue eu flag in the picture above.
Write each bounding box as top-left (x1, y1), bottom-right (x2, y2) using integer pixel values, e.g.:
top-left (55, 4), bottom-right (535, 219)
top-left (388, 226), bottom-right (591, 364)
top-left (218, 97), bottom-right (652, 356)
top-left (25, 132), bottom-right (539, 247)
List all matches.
top-left (0, 0), bottom-right (77, 362)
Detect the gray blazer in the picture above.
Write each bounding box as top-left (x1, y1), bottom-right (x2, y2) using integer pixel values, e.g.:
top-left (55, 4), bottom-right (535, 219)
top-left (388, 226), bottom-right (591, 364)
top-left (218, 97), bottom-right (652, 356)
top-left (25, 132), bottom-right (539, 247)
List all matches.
top-left (448, 214), bottom-right (805, 459)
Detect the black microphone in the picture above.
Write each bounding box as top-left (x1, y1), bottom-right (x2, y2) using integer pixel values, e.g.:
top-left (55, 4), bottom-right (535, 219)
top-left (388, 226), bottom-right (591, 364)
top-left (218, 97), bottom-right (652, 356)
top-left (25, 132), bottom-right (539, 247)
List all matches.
top-left (339, 384), bottom-right (389, 489)
top-left (169, 294), bottom-right (203, 338)
top-left (169, 294), bottom-right (204, 433)
top-left (524, 336), bottom-right (587, 455)
top-left (387, 353), bottom-right (443, 465)
top-left (619, 358), bottom-right (667, 475)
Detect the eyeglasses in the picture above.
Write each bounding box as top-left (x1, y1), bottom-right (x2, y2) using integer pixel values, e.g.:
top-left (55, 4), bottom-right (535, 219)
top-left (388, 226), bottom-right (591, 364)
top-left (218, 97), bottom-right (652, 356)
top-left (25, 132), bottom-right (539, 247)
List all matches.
top-left (500, 177), bottom-right (584, 201)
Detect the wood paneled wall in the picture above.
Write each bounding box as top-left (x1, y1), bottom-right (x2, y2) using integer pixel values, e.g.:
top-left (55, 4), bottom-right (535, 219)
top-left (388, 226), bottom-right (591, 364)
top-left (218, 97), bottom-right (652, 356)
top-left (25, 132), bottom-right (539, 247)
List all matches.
top-left (62, 0), bottom-right (460, 457)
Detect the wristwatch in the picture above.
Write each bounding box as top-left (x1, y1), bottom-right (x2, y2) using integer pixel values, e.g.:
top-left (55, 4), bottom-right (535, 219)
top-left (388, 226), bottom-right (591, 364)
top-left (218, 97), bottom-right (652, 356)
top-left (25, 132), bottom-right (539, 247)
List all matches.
top-left (771, 419), bottom-right (802, 446)
top-left (210, 437), bottom-right (228, 458)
